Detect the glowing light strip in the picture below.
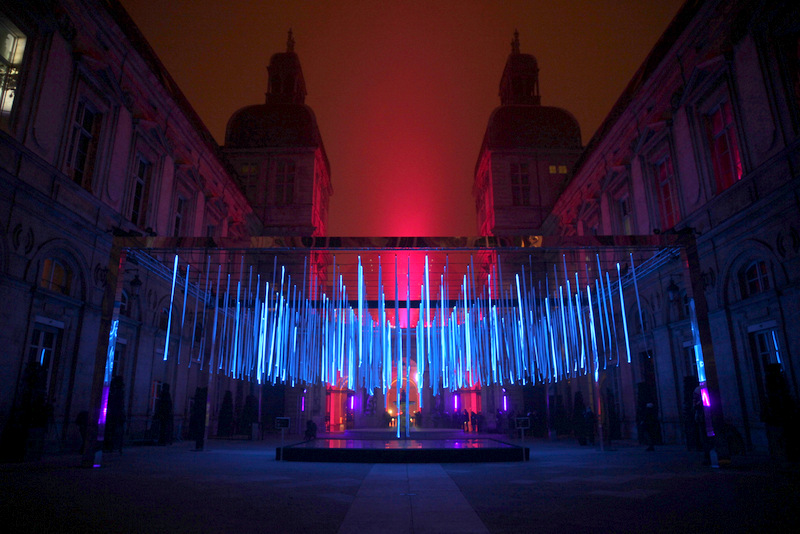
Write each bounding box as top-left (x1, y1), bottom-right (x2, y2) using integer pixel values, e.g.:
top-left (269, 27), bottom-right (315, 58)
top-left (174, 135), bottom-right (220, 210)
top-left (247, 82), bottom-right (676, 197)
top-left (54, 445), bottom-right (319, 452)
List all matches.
top-left (616, 263), bottom-right (631, 364)
top-left (143, 249), bottom-right (662, 400)
top-left (163, 254), bottom-right (179, 361)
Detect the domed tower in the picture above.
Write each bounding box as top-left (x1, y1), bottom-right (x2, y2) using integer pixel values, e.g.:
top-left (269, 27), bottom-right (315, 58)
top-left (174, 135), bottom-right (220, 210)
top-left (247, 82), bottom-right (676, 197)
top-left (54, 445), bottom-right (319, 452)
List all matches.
top-left (474, 31), bottom-right (581, 236)
top-left (224, 30), bottom-right (332, 236)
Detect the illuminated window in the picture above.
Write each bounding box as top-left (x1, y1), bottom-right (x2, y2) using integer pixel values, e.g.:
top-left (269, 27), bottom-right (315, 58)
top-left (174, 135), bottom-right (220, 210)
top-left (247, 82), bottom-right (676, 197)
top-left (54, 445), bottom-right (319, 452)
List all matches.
top-left (275, 160), bottom-right (295, 205)
top-left (558, 165), bottom-right (567, 174)
top-left (0, 14), bottom-right (26, 129)
top-left (66, 101), bottom-right (101, 190)
top-left (653, 154), bottom-right (680, 229)
top-left (129, 155), bottom-right (152, 227)
top-left (40, 258), bottom-right (72, 295)
top-left (739, 260), bottom-right (770, 298)
top-left (704, 100), bottom-right (742, 193)
top-left (549, 164), bottom-right (568, 175)
top-left (510, 162), bottom-right (530, 206)
top-left (27, 323), bottom-right (61, 398)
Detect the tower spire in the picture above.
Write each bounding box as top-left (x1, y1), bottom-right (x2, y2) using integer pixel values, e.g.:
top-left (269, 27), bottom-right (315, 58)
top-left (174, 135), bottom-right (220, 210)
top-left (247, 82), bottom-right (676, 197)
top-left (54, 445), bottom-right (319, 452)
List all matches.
top-left (511, 29), bottom-right (520, 54)
top-left (287, 28), bottom-right (295, 52)
top-left (499, 30), bottom-right (540, 106)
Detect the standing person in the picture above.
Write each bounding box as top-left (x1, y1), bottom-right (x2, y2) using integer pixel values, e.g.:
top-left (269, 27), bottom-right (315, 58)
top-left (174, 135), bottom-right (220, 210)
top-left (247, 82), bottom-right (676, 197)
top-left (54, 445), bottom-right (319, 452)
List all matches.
top-left (642, 402), bottom-right (658, 451)
top-left (154, 383), bottom-right (173, 445)
top-left (573, 391), bottom-right (587, 445)
top-left (584, 406), bottom-right (596, 446)
top-left (104, 376), bottom-right (125, 454)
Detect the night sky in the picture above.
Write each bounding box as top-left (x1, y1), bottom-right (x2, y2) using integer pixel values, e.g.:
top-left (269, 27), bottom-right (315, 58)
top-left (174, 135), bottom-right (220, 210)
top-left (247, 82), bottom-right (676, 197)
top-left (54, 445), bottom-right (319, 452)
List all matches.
top-left (120, 0), bottom-right (684, 237)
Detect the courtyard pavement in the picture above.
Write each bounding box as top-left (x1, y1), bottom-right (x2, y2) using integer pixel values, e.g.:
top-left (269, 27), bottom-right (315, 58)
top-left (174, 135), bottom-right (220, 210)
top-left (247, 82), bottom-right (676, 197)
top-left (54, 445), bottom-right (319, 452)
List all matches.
top-left (2, 431), bottom-right (798, 533)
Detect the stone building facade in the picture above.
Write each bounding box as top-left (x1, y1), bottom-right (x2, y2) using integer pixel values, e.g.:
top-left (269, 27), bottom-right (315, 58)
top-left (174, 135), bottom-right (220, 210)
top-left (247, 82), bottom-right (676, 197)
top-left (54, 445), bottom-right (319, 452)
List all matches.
top-left (0, 0), bottom-right (271, 454)
top-left (535, 0), bottom-right (799, 454)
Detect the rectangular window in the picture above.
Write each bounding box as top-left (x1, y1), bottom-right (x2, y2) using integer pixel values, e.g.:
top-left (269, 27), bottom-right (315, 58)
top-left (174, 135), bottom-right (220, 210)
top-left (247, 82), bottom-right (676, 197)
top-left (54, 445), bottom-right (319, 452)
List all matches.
top-left (778, 33), bottom-right (800, 123)
top-left (549, 164), bottom-right (568, 175)
top-left (240, 162), bottom-right (259, 201)
top-left (113, 342), bottom-right (126, 377)
top-left (617, 194), bottom-right (633, 235)
top-left (705, 100), bottom-right (742, 193)
top-left (510, 162), bottom-right (530, 206)
top-left (66, 101), bottom-right (102, 190)
top-left (0, 14), bottom-right (26, 129)
top-left (173, 196), bottom-right (187, 237)
top-left (27, 323), bottom-right (62, 399)
top-left (653, 154), bottom-right (680, 229)
top-left (749, 329), bottom-right (784, 414)
top-left (275, 160), bottom-right (295, 205)
top-left (682, 345), bottom-right (698, 378)
top-left (130, 156), bottom-right (152, 227)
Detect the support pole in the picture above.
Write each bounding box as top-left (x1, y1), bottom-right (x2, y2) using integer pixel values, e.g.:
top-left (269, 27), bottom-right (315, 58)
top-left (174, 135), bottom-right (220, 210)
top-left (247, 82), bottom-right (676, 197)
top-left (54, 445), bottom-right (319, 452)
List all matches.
top-left (681, 233), bottom-right (728, 464)
top-left (82, 240), bottom-right (127, 468)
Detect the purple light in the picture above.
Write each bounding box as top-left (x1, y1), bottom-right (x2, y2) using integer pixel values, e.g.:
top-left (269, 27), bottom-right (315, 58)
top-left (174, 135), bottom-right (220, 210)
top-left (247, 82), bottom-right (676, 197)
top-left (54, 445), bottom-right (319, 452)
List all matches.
top-left (350, 396), bottom-right (354, 410)
top-left (701, 387), bottom-right (710, 407)
top-left (301, 396), bottom-right (305, 412)
top-left (503, 395), bottom-right (507, 411)
top-left (454, 395), bottom-right (458, 411)
top-left (98, 386), bottom-right (109, 426)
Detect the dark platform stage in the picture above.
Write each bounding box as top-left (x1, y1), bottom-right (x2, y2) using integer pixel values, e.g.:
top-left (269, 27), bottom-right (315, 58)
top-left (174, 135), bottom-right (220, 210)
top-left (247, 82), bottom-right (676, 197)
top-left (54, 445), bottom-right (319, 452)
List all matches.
top-left (277, 437), bottom-right (529, 462)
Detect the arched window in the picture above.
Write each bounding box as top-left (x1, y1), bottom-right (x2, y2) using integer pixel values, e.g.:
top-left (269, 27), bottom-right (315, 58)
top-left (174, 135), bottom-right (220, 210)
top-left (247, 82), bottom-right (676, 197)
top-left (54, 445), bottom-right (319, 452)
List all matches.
top-left (40, 258), bottom-right (72, 295)
top-left (158, 307), bottom-right (169, 330)
top-left (119, 290), bottom-right (129, 317)
top-left (739, 260), bottom-right (770, 298)
top-left (704, 99), bottom-right (742, 193)
top-left (636, 308), bottom-right (651, 333)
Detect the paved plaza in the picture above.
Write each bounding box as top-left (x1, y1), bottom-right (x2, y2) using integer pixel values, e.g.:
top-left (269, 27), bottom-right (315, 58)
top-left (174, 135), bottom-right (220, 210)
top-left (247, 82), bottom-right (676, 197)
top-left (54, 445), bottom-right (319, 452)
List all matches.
top-left (2, 433), bottom-right (798, 533)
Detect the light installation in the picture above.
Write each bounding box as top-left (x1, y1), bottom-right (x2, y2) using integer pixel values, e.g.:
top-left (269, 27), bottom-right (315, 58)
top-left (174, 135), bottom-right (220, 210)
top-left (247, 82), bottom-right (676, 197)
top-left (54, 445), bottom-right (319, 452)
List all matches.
top-left (131, 247), bottom-right (683, 404)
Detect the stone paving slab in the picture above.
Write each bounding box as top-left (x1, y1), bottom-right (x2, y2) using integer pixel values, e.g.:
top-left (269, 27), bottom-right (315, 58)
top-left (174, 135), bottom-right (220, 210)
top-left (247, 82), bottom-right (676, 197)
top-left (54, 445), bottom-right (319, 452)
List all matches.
top-left (1, 435), bottom-right (798, 533)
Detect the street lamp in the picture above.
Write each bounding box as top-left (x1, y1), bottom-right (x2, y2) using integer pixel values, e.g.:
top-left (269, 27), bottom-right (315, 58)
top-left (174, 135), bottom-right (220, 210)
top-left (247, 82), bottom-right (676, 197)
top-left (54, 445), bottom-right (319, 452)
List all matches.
top-left (667, 278), bottom-right (679, 303)
top-left (129, 273), bottom-right (142, 299)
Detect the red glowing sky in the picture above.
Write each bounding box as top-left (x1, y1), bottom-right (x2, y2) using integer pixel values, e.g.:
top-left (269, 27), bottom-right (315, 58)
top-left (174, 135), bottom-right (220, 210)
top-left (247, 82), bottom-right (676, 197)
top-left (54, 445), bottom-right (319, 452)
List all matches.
top-left (120, 0), bottom-right (684, 237)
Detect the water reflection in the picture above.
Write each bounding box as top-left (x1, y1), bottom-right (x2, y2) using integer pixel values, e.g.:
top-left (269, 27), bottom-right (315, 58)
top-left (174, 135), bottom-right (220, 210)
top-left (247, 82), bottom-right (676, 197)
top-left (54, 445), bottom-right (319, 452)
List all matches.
top-left (299, 438), bottom-right (515, 450)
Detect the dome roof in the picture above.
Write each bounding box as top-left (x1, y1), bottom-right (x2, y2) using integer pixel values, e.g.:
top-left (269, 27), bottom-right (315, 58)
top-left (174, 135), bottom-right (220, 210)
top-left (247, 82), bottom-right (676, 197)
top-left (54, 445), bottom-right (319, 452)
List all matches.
top-left (224, 103), bottom-right (324, 149)
top-left (483, 104), bottom-right (581, 150)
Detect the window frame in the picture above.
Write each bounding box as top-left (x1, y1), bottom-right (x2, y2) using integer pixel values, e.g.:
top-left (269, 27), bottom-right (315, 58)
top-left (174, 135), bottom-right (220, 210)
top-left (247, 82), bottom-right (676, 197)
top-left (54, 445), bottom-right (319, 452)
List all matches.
top-left (40, 257), bottom-right (73, 296)
top-left (239, 161), bottom-right (261, 203)
top-left (0, 11), bottom-right (27, 131)
top-left (274, 159), bottom-right (295, 206)
top-left (509, 161), bottom-right (531, 207)
top-left (650, 148), bottom-right (681, 231)
top-left (739, 260), bottom-right (771, 299)
top-left (64, 99), bottom-right (103, 191)
top-left (702, 97), bottom-right (743, 195)
top-left (613, 189), bottom-right (634, 235)
top-left (129, 154), bottom-right (152, 227)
